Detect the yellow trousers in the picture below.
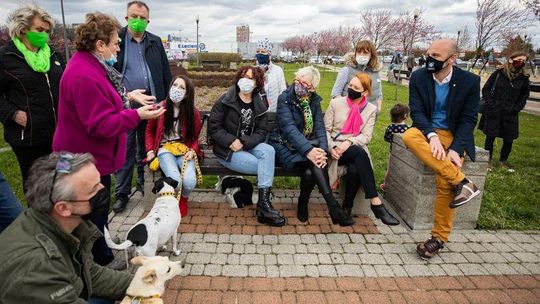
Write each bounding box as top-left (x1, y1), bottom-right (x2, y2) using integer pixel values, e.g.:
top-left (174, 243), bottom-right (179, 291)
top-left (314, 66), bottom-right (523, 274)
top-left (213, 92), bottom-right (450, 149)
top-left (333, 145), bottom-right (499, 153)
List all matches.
top-left (402, 128), bottom-right (465, 242)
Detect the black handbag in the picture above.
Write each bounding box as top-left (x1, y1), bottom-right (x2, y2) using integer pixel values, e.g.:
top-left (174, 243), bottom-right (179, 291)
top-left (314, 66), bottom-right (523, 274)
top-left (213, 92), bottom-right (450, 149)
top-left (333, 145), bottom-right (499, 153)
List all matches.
top-left (479, 72), bottom-right (500, 114)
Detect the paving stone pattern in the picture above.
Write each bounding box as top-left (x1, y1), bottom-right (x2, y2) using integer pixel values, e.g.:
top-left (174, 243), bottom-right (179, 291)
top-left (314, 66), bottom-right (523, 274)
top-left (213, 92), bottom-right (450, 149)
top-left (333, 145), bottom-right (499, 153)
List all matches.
top-left (109, 190), bottom-right (540, 303)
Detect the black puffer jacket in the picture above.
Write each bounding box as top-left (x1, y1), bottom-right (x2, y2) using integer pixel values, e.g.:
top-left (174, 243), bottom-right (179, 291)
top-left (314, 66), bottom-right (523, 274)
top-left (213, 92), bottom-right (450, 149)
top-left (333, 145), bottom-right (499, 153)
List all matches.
top-left (479, 69), bottom-right (530, 140)
top-left (208, 86), bottom-right (269, 161)
top-left (0, 40), bottom-right (65, 147)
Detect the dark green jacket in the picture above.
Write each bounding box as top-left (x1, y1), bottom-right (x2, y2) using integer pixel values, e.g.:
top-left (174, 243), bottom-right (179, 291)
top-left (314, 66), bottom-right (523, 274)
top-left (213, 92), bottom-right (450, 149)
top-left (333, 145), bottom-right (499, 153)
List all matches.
top-left (0, 208), bottom-right (132, 303)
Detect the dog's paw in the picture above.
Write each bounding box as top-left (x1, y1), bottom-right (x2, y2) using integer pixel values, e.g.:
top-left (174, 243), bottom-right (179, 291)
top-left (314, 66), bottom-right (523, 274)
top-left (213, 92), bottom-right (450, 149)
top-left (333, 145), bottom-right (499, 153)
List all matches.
top-left (173, 249), bottom-right (181, 256)
top-left (161, 245), bottom-right (168, 250)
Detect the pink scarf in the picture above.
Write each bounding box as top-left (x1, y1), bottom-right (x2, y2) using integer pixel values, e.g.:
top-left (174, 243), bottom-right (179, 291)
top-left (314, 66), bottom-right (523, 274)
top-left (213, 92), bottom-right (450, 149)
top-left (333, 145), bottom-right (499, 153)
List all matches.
top-left (340, 96), bottom-right (368, 136)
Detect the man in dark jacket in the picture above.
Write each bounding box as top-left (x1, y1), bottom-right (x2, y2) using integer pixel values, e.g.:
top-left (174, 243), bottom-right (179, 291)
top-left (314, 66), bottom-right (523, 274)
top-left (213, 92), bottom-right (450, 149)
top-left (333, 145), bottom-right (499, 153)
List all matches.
top-left (113, 0), bottom-right (172, 212)
top-left (0, 152), bottom-right (132, 303)
top-left (402, 39), bottom-right (481, 259)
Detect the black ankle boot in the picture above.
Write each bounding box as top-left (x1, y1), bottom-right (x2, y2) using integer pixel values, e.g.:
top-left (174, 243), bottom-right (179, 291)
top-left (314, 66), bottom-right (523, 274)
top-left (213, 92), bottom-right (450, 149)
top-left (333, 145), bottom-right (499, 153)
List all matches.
top-left (297, 195), bottom-right (309, 222)
top-left (256, 188), bottom-right (286, 227)
top-left (344, 207), bottom-right (352, 217)
top-left (323, 193), bottom-right (355, 226)
top-left (371, 204), bottom-right (400, 226)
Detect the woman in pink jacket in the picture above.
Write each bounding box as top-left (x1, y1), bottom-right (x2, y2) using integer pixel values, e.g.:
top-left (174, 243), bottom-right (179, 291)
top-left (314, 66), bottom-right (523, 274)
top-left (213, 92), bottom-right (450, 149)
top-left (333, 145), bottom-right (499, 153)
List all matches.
top-left (52, 12), bottom-right (164, 268)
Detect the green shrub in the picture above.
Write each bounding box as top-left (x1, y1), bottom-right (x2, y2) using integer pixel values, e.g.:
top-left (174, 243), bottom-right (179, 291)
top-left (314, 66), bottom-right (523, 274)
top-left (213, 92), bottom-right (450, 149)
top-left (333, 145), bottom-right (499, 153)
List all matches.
top-left (188, 52), bottom-right (242, 67)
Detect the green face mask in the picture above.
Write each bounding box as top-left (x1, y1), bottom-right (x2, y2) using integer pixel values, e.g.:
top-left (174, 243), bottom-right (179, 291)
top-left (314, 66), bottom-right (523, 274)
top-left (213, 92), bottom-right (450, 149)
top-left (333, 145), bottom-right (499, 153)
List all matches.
top-left (26, 31), bottom-right (49, 48)
top-left (128, 18), bottom-right (148, 33)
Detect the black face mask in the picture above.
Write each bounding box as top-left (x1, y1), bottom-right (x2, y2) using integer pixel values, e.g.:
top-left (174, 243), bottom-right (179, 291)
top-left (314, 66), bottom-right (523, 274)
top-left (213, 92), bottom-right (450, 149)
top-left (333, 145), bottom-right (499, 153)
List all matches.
top-left (348, 87), bottom-right (364, 100)
top-left (72, 188), bottom-right (107, 220)
top-left (426, 55), bottom-right (450, 73)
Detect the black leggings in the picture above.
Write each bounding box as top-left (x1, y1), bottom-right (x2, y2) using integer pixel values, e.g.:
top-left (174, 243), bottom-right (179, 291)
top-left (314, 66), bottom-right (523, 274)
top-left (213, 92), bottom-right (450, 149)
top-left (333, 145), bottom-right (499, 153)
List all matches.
top-left (338, 145), bottom-right (378, 208)
top-left (297, 161), bottom-right (338, 208)
top-left (11, 143), bottom-right (52, 192)
top-left (484, 136), bottom-right (514, 161)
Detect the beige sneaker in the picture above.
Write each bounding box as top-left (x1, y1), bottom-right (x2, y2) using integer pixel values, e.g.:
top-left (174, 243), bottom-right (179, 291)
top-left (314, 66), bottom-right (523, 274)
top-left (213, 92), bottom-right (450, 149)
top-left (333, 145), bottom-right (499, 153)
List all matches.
top-left (450, 179), bottom-right (481, 208)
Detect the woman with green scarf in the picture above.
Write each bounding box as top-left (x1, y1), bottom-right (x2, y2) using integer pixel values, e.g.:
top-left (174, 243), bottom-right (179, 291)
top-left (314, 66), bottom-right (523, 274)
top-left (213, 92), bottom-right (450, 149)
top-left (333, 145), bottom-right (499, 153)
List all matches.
top-left (0, 4), bottom-right (65, 190)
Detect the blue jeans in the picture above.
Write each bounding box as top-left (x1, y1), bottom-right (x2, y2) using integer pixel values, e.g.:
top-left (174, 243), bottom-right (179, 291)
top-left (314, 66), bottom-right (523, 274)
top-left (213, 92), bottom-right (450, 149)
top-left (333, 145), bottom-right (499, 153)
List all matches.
top-left (218, 143), bottom-right (275, 188)
top-left (88, 297), bottom-right (114, 304)
top-left (115, 121), bottom-right (147, 197)
top-left (158, 152), bottom-right (197, 197)
top-left (0, 172), bottom-right (23, 233)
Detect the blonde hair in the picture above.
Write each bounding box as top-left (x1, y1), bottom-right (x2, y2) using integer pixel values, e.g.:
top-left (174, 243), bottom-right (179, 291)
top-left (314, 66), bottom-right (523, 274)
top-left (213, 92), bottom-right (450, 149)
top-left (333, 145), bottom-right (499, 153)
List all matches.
top-left (295, 66), bottom-right (321, 89)
top-left (7, 4), bottom-right (54, 39)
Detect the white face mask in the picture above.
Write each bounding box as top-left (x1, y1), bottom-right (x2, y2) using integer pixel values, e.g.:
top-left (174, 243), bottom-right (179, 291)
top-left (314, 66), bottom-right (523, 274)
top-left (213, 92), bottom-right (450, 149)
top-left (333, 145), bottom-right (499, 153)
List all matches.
top-left (237, 77), bottom-right (255, 94)
top-left (356, 55), bottom-right (370, 66)
top-left (169, 87), bottom-right (185, 104)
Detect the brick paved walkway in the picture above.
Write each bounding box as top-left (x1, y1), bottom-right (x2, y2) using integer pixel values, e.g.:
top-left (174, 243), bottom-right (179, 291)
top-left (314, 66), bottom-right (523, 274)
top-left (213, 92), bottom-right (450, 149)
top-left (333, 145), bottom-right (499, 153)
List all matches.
top-left (109, 190), bottom-right (540, 303)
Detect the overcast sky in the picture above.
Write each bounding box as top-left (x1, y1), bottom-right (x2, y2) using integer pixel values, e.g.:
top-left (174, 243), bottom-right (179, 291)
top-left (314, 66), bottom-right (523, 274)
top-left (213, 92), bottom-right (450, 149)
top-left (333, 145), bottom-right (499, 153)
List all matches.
top-left (2, 0), bottom-right (539, 52)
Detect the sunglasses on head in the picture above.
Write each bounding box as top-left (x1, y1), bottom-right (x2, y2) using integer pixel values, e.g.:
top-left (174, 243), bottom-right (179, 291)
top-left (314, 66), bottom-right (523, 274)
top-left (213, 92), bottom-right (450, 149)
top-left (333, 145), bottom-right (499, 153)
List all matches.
top-left (49, 153), bottom-right (89, 205)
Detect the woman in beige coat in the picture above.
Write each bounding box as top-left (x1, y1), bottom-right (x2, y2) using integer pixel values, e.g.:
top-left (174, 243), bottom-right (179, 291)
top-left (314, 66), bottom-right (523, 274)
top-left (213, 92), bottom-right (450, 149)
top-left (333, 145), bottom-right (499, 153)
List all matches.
top-left (324, 72), bottom-right (399, 226)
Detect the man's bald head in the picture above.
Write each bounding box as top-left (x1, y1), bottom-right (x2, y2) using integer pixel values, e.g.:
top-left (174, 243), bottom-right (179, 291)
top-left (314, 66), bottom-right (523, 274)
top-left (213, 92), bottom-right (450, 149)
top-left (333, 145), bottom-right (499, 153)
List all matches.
top-left (429, 39), bottom-right (458, 57)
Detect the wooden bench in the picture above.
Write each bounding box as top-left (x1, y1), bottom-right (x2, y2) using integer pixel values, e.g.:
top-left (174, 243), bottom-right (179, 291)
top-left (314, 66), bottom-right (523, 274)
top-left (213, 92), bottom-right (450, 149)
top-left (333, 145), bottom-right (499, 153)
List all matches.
top-left (392, 69), bottom-right (411, 81)
top-left (143, 111), bottom-right (372, 215)
top-left (530, 83), bottom-right (540, 93)
top-left (201, 60), bottom-right (222, 69)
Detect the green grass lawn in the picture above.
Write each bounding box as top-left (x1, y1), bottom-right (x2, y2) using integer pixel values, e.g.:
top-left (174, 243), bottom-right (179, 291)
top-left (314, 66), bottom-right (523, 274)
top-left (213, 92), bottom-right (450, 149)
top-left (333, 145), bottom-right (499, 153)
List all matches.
top-left (1, 63), bottom-right (538, 230)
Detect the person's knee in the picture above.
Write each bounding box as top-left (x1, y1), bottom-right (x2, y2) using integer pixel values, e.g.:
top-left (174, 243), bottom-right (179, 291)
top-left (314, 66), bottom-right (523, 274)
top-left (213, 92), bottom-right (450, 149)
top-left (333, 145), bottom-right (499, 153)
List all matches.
top-left (255, 143), bottom-right (275, 157)
top-left (183, 176), bottom-right (197, 191)
top-left (402, 127), bottom-right (422, 147)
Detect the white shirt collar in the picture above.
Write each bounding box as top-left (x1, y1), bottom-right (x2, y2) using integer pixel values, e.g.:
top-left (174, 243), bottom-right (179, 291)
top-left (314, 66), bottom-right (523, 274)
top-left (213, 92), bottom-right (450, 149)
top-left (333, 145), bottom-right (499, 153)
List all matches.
top-left (433, 68), bottom-right (453, 85)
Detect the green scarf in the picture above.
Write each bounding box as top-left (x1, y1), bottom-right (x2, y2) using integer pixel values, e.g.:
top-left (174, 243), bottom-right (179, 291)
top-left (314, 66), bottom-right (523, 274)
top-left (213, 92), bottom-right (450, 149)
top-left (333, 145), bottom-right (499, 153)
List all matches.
top-left (299, 97), bottom-right (313, 136)
top-left (13, 37), bottom-right (51, 73)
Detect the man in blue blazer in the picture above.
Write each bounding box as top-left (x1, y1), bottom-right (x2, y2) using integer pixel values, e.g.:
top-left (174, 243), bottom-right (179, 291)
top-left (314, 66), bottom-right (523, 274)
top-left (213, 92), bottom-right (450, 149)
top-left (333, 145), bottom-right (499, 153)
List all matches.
top-left (402, 39), bottom-right (481, 259)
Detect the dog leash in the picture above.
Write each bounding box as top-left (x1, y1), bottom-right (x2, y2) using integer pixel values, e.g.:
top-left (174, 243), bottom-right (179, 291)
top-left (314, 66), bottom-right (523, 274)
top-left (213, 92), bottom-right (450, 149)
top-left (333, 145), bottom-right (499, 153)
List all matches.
top-left (176, 150), bottom-right (203, 200)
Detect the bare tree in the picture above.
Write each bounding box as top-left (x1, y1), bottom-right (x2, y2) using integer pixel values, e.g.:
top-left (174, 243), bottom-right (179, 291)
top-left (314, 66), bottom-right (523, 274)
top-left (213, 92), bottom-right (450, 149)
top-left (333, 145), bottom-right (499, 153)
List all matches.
top-left (520, 0), bottom-right (540, 19)
top-left (457, 26), bottom-right (473, 51)
top-left (473, 0), bottom-right (532, 68)
top-left (342, 26), bottom-right (363, 50)
top-left (360, 9), bottom-right (398, 51)
top-left (394, 10), bottom-right (439, 55)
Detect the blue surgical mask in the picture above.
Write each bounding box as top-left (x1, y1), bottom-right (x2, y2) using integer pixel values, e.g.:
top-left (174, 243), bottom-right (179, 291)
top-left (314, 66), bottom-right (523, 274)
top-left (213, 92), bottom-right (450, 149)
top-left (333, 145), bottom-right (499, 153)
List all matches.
top-left (256, 53), bottom-right (270, 65)
top-left (105, 54), bottom-right (117, 66)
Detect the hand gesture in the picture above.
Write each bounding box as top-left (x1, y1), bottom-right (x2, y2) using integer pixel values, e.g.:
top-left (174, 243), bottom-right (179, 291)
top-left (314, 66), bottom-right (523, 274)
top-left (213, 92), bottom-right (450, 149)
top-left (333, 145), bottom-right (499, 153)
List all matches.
top-left (129, 89), bottom-right (156, 106)
top-left (137, 104), bottom-right (166, 120)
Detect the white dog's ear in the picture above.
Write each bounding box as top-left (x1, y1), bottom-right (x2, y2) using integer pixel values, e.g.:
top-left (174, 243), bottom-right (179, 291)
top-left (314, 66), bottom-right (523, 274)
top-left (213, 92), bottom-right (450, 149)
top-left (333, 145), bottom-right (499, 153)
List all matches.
top-left (130, 256), bottom-right (146, 266)
top-left (142, 269), bottom-right (157, 284)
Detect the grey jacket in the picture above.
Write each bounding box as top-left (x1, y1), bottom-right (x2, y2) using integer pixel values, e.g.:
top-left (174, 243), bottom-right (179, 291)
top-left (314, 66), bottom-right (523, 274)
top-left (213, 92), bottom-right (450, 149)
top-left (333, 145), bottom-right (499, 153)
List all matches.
top-left (331, 52), bottom-right (383, 106)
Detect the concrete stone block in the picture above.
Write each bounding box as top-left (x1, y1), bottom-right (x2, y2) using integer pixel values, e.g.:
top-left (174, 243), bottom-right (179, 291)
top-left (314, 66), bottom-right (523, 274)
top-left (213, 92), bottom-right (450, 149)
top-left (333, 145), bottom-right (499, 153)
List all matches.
top-left (385, 134), bottom-right (488, 230)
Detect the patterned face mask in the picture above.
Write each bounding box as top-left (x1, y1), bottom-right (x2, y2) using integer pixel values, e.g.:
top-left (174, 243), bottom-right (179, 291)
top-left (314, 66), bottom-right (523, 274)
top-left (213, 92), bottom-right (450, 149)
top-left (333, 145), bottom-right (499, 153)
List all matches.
top-left (169, 87), bottom-right (185, 104)
top-left (294, 82), bottom-right (309, 97)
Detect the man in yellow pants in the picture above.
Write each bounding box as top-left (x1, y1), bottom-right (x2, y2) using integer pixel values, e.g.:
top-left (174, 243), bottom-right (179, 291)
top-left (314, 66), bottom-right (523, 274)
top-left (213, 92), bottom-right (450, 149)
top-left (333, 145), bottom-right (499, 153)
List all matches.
top-left (403, 39), bottom-right (481, 259)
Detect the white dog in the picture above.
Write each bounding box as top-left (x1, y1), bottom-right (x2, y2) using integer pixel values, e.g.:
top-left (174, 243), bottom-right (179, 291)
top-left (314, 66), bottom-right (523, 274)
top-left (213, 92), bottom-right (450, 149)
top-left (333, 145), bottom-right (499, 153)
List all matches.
top-left (104, 177), bottom-right (182, 264)
top-left (120, 255), bottom-right (185, 304)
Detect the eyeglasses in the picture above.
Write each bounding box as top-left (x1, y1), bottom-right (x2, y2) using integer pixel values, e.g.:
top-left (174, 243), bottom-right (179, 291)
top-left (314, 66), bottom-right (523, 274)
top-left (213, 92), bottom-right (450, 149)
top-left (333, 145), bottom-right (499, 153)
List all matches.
top-left (49, 153), bottom-right (89, 205)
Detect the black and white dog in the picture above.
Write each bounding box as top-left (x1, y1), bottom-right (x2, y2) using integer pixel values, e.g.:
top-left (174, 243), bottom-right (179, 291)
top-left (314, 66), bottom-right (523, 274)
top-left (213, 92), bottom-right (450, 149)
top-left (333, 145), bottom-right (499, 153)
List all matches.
top-left (215, 176), bottom-right (254, 208)
top-left (104, 177), bottom-right (182, 265)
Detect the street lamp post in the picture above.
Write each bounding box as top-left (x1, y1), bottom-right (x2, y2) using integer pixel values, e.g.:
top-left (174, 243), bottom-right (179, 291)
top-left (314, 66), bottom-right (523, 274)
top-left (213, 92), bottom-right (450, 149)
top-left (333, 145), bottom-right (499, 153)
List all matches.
top-left (457, 30), bottom-right (461, 49)
top-left (60, 0), bottom-right (70, 60)
top-left (196, 15), bottom-right (199, 67)
top-left (394, 9), bottom-right (419, 101)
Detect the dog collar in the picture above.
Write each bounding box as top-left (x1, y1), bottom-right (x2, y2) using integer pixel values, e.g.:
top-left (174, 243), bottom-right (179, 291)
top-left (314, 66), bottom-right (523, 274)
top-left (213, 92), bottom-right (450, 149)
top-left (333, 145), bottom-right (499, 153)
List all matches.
top-left (158, 191), bottom-right (176, 197)
top-left (126, 294), bottom-right (161, 304)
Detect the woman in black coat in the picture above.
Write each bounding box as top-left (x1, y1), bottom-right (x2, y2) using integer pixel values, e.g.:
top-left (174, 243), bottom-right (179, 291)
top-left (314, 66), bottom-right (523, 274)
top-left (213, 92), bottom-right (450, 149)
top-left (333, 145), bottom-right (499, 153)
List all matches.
top-left (269, 66), bottom-right (354, 226)
top-left (0, 5), bottom-right (64, 190)
top-left (209, 66), bottom-right (285, 227)
top-left (479, 51), bottom-right (530, 171)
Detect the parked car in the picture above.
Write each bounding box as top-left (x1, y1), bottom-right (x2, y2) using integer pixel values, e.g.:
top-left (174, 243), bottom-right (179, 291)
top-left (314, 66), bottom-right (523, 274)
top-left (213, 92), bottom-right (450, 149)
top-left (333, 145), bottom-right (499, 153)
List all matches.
top-left (382, 55), bottom-right (393, 63)
top-left (309, 56), bottom-right (323, 64)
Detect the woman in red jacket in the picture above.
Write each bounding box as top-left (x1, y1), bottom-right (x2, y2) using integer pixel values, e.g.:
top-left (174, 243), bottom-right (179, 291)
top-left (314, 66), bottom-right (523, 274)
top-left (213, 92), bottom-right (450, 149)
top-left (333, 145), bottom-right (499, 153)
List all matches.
top-left (146, 75), bottom-right (202, 216)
